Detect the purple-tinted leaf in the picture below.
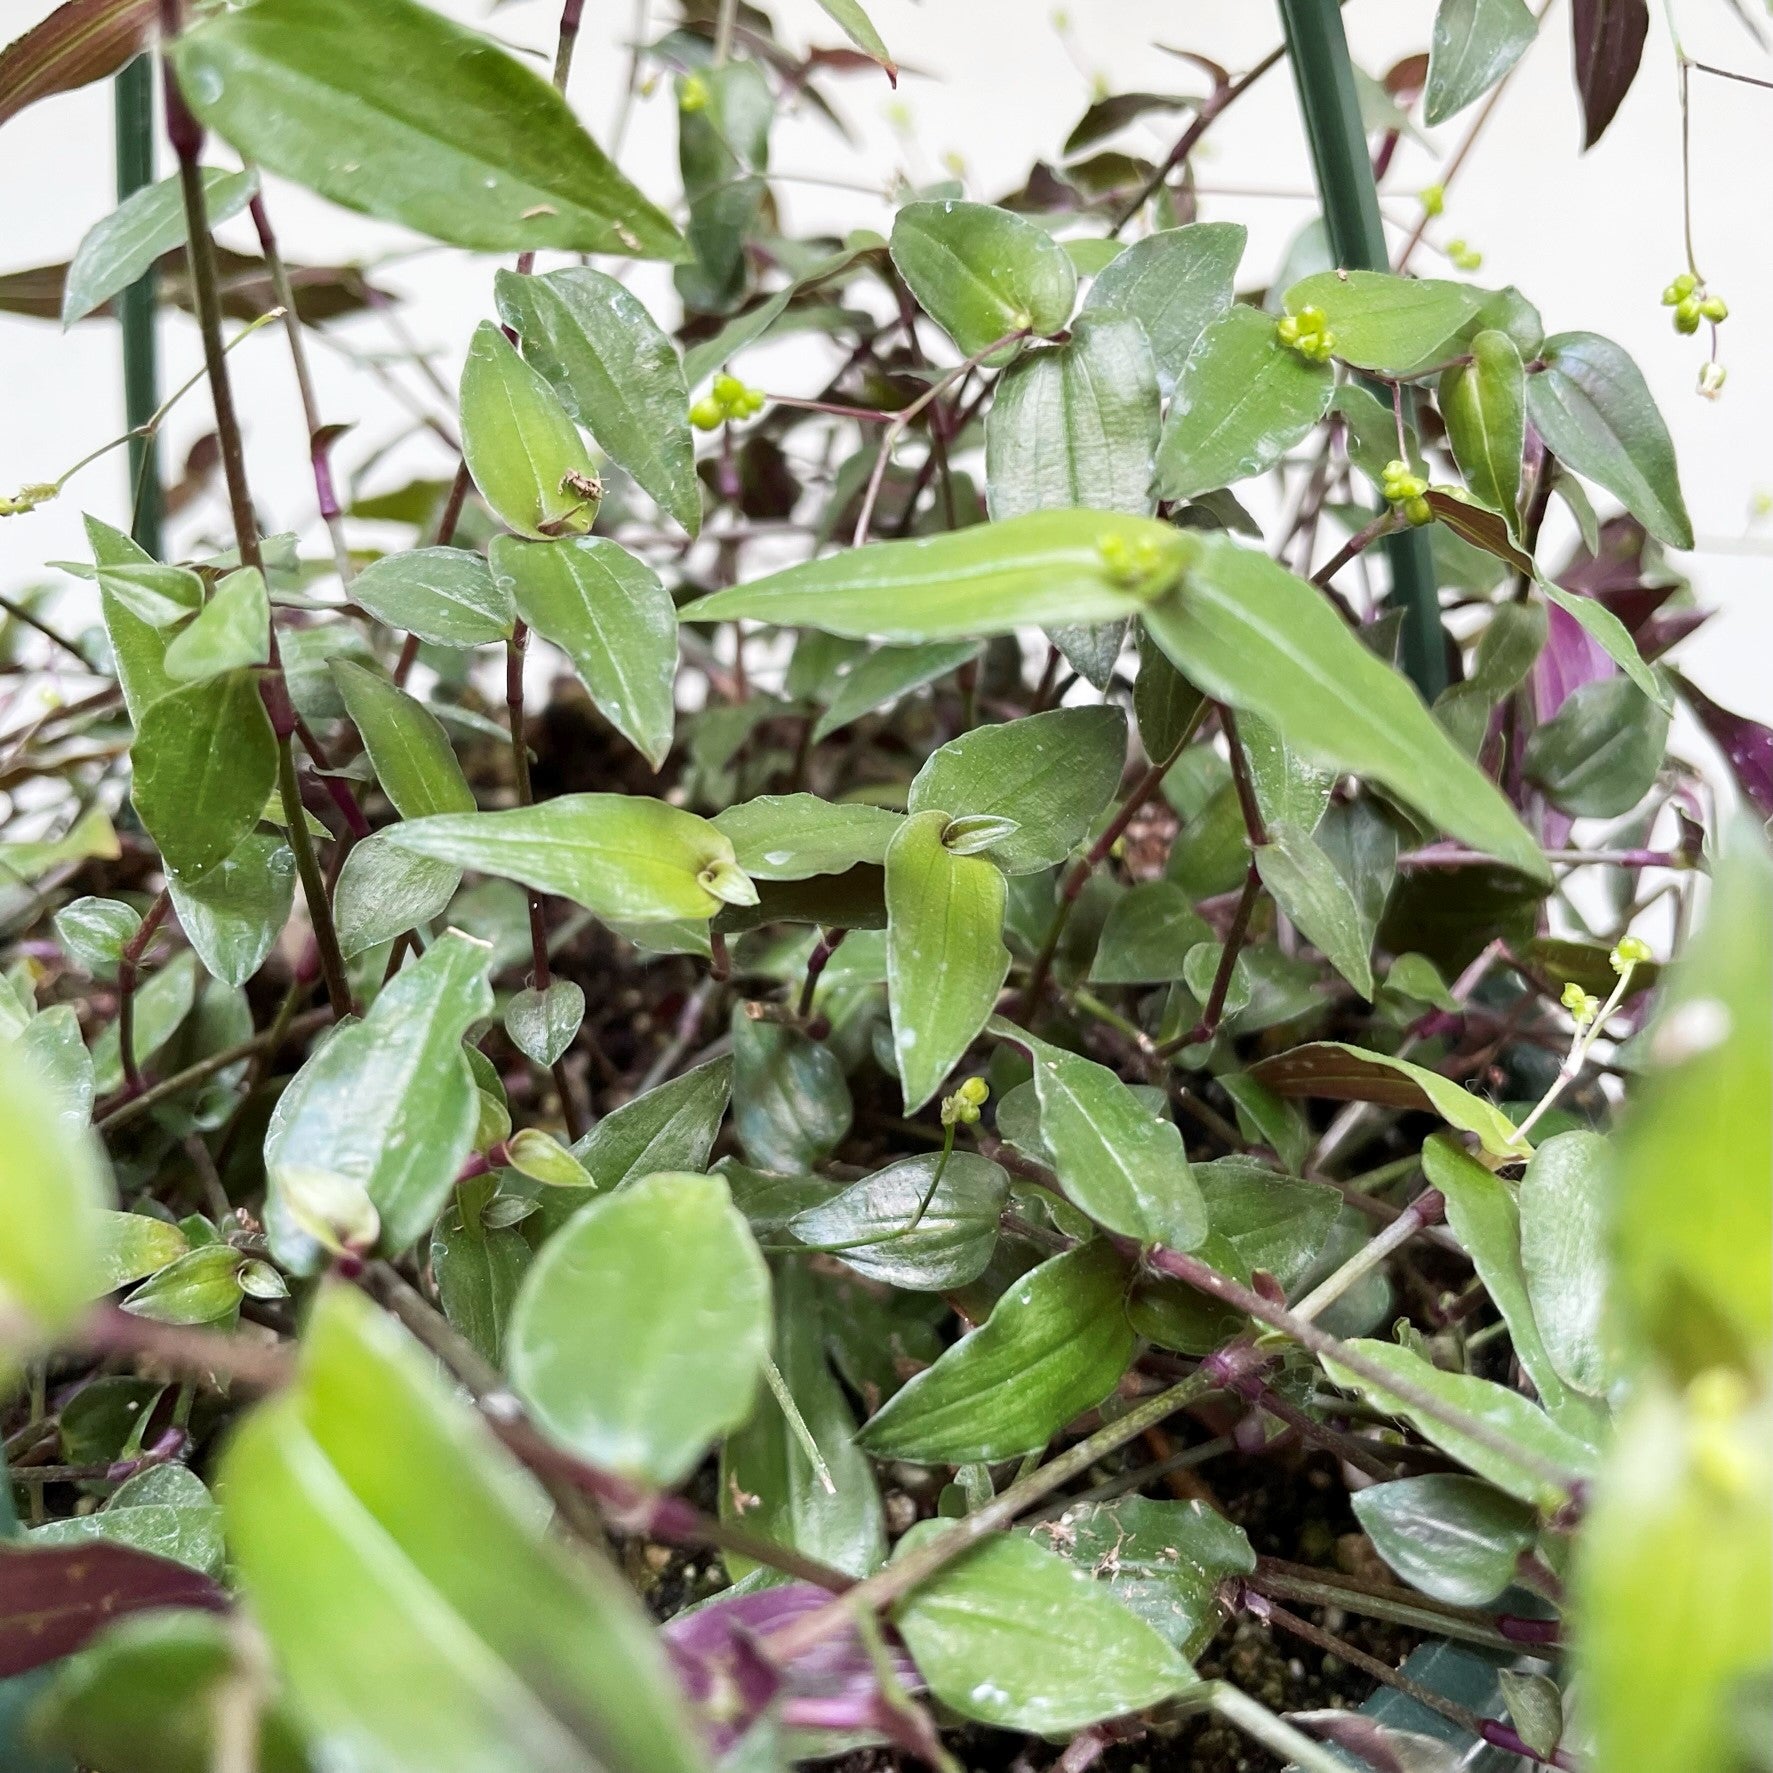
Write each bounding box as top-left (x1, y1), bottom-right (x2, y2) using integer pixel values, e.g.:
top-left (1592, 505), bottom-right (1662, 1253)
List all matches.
top-left (1555, 513), bottom-right (1657, 599)
top-left (1633, 606), bottom-right (1709, 661)
top-left (0, 0), bottom-right (154, 130)
top-left (1572, 0), bottom-right (1650, 148)
top-left (664, 1582), bottom-right (921, 1752)
top-left (1533, 600), bottom-right (1614, 720)
top-left (1675, 673), bottom-right (1773, 818)
top-left (0, 1541), bottom-right (226, 1676)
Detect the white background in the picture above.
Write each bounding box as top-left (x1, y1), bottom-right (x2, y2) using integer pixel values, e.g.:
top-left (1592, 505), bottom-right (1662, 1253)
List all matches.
top-left (1, 0), bottom-right (1769, 729)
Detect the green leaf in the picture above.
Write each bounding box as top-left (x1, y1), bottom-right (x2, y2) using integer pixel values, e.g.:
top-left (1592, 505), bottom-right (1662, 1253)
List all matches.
top-left (1255, 821), bottom-right (1376, 999)
top-left (220, 1283), bottom-right (705, 1773)
top-left (1525, 331), bottom-right (1693, 549)
top-left (1524, 675), bottom-right (1667, 817)
top-left (36, 1608), bottom-right (315, 1773)
top-left (1537, 577), bottom-right (1670, 711)
top-left (332, 659), bottom-right (475, 819)
top-left (1081, 222), bottom-right (1245, 391)
top-left (170, 0), bottom-right (683, 258)
top-left (812, 0), bottom-right (895, 74)
top-left (787, 1151), bottom-right (1008, 1291)
top-left (265, 930), bottom-right (493, 1268)
top-left (1127, 1157), bottom-right (1341, 1353)
top-left (431, 1173), bottom-right (530, 1367)
top-left (1033, 1495), bottom-right (1254, 1657)
top-left (569, 1057), bottom-right (732, 1190)
top-left (1425, 0), bottom-right (1540, 125)
top-left (683, 508), bottom-right (1190, 640)
top-left (1351, 1474), bottom-right (1538, 1606)
top-left (1155, 303), bottom-right (1333, 500)
top-left (890, 1524), bottom-right (1193, 1733)
top-left (504, 980), bottom-right (584, 1069)
top-left (885, 809), bottom-right (1010, 1113)
top-left (491, 535), bottom-right (677, 769)
top-left (508, 1172), bottom-right (771, 1486)
top-left (1441, 328), bottom-right (1525, 530)
top-left (994, 1018), bottom-right (1205, 1249)
top-left (730, 1007), bottom-right (853, 1173)
top-left (1575, 1377), bottom-right (1771, 1773)
top-left (1090, 880), bottom-right (1211, 984)
top-left (909, 705), bottom-right (1127, 876)
top-left (86, 515), bottom-right (176, 722)
top-left (720, 1260), bottom-right (885, 1579)
top-left (63, 164), bottom-right (257, 327)
top-left (1283, 271), bottom-right (1488, 375)
top-left (1609, 819), bottom-right (1772, 1375)
top-left (986, 314), bottom-right (1160, 521)
top-left (350, 547), bottom-right (515, 648)
top-left (460, 322), bottom-right (600, 542)
top-left (494, 267), bottom-right (699, 536)
top-left (91, 1211), bottom-right (189, 1294)
top-left (1321, 1339), bottom-right (1598, 1506)
top-left (120, 1244), bottom-right (244, 1325)
top-left (712, 794), bottom-right (903, 880)
top-left (53, 895), bottom-right (139, 978)
top-left (1422, 1134), bottom-right (1607, 1435)
top-left (130, 668), bottom-right (277, 883)
top-left (1435, 600), bottom-right (1546, 753)
top-left (0, 808), bottom-right (116, 890)
top-left (0, 1032), bottom-right (109, 1380)
top-left (29, 1465), bottom-right (224, 1577)
top-left (1248, 1040), bottom-right (1526, 1159)
top-left (334, 833), bottom-right (460, 956)
top-left (1132, 631), bottom-right (1208, 762)
top-left (168, 833), bottom-right (295, 986)
top-left (858, 1240), bottom-right (1134, 1462)
top-left (1241, 711), bottom-right (1335, 835)
top-left (810, 640), bottom-right (980, 742)
top-left (1142, 534), bottom-right (1550, 881)
top-left (674, 60), bottom-right (770, 315)
top-left (889, 200), bottom-right (1076, 357)
top-left (162, 566), bottom-right (270, 682)
top-left (386, 794), bottom-right (746, 925)
top-left (1519, 1130), bottom-right (1612, 1397)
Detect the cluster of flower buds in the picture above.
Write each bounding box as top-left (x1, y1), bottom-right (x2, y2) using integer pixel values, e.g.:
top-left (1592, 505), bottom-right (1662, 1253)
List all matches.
top-left (1661, 272), bottom-right (1727, 335)
top-left (690, 373), bottom-right (767, 431)
top-left (940, 1075), bottom-right (990, 1130)
top-left (1276, 305), bottom-right (1335, 364)
top-left (1419, 183), bottom-right (1445, 217)
top-left (1561, 981), bottom-right (1602, 1027)
top-left (1381, 459), bottom-right (1433, 527)
top-left (1094, 530), bottom-right (1165, 587)
top-left (1610, 934), bottom-right (1652, 974)
top-left (0, 483), bottom-right (56, 518)
top-left (1445, 238), bottom-right (1483, 272)
top-left (678, 72), bottom-right (709, 113)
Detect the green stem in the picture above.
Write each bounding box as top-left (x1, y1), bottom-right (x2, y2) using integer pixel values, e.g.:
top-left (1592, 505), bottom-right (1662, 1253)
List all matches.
top-left (762, 1370), bottom-right (1217, 1663)
top-left (1278, 0), bottom-right (1446, 699)
top-left (114, 53), bottom-right (162, 558)
top-left (1202, 1681), bottom-right (1359, 1773)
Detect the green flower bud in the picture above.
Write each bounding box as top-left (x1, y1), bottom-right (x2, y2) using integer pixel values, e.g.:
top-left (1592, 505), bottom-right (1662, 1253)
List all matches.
top-left (1611, 934), bottom-right (1653, 972)
top-left (689, 396), bottom-right (725, 430)
top-left (1419, 183), bottom-right (1445, 217)
top-left (1700, 294), bottom-right (1728, 322)
top-left (1403, 494), bottom-right (1433, 527)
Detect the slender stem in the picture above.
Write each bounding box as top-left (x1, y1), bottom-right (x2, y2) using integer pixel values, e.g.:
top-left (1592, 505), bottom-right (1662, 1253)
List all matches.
top-left (712, 0), bottom-right (737, 66)
top-left (797, 926), bottom-right (848, 1021)
top-left (1289, 1188), bottom-right (1444, 1322)
top-left (549, 0), bottom-right (585, 92)
top-left (505, 624), bottom-right (585, 1140)
top-left (247, 191), bottom-right (352, 583)
top-left (852, 331), bottom-right (1026, 546)
top-left (1398, 845), bottom-right (1682, 871)
top-left (76, 1304), bottom-right (294, 1390)
top-left (1144, 1245), bottom-right (1583, 1498)
top-left (1312, 509), bottom-right (1400, 587)
top-left (760, 1353), bottom-right (836, 1494)
top-left (0, 593), bottom-right (94, 671)
top-left (115, 888), bottom-right (172, 1093)
top-left (1152, 863), bottom-right (1261, 1057)
top-left (1204, 1682), bottom-right (1362, 1773)
top-left (1108, 45), bottom-right (1288, 234)
top-left (161, 21), bottom-right (352, 1016)
top-left (762, 1371), bottom-right (1218, 1664)
top-left (99, 1008), bottom-right (333, 1133)
top-left (114, 53), bottom-right (161, 558)
top-left (1018, 713), bottom-right (1203, 1019)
